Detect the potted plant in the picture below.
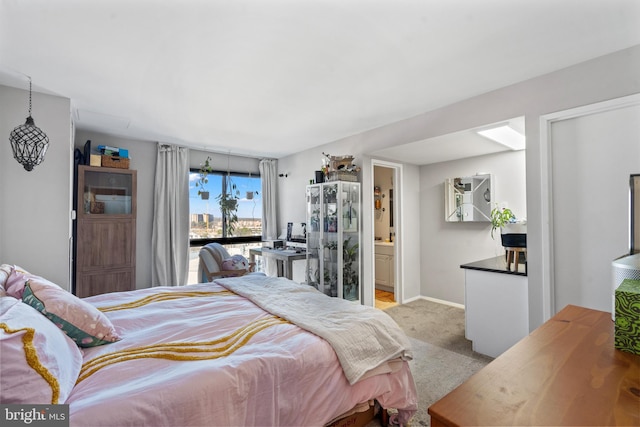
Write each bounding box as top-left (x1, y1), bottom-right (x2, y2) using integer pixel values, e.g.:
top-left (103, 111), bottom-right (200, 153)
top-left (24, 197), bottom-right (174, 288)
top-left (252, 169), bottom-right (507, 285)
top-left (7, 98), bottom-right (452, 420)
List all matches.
top-left (196, 156), bottom-right (213, 200)
top-left (490, 206), bottom-right (526, 247)
top-left (324, 240), bottom-right (338, 262)
top-left (343, 237), bottom-right (359, 300)
top-left (310, 208), bottom-right (320, 231)
top-left (217, 174), bottom-right (241, 235)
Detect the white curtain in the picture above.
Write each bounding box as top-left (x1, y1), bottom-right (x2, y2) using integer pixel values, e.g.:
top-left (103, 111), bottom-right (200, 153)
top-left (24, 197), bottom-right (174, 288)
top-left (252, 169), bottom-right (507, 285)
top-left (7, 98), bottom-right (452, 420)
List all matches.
top-left (259, 159), bottom-right (278, 240)
top-left (152, 143), bottom-right (190, 286)
top-left (259, 159), bottom-right (279, 276)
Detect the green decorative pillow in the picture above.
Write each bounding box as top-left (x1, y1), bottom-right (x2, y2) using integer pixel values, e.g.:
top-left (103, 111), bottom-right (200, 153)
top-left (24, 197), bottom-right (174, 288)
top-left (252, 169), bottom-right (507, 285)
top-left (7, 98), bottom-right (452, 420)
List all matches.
top-left (5, 265), bottom-right (120, 347)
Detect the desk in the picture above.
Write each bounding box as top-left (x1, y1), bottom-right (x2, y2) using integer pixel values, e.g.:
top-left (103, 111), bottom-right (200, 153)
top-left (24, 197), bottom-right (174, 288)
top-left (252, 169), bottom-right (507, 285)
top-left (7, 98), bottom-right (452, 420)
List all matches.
top-left (249, 247), bottom-right (306, 280)
top-left (428, 305), bottom-right (640, 426)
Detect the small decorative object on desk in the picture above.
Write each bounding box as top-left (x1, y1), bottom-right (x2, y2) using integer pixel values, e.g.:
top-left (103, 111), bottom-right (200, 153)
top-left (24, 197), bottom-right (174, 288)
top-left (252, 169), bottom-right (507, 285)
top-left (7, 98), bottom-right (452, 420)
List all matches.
top-left (322, 152), bottom-right (361, 182)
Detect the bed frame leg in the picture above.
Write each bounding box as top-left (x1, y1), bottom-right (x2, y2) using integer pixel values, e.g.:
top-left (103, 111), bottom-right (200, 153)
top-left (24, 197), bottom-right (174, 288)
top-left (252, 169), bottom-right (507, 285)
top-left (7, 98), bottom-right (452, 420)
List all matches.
top-left (380, 408), bottom-right (389, 426)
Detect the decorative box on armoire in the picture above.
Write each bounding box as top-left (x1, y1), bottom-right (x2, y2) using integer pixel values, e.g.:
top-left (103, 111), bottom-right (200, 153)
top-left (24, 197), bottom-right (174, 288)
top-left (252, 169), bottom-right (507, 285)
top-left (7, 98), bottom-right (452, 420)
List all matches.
top-left (75, 165), bottom-right (136, 298)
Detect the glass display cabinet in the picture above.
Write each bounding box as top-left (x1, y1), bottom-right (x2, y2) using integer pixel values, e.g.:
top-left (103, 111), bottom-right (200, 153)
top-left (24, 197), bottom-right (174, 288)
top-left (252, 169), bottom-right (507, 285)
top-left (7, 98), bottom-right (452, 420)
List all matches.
top-left (306, 181), bottom-right (361, 303)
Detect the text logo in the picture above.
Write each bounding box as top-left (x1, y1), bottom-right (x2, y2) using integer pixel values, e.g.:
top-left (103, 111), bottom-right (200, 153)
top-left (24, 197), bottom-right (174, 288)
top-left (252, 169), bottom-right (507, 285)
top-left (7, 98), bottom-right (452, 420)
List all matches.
top-left (1, 405), bottom-right (69, 427)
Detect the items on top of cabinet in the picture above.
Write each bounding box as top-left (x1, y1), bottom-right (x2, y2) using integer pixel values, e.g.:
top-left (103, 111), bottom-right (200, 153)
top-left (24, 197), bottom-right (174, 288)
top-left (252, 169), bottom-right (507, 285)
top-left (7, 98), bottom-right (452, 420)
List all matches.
top-left (77, 140), bottom-right (132, 169)
top-left (320, 152), bottom-right (361, 182)
top-left (98, 144), bottom-right (130, 169)
top-left (97, 144), bottom-right (129, 158)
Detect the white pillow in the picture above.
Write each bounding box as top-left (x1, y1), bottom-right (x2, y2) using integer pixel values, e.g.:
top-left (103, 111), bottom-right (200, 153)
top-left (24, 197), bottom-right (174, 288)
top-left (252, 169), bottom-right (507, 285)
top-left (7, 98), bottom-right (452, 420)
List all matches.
top-left (0, 296), bottom-right (83, 404)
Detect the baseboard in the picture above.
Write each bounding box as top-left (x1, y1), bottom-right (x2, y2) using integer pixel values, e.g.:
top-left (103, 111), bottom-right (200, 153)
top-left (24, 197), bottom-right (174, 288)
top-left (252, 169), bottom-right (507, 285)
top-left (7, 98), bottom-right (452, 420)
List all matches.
top-left (418, 296), bottom-right (465, 310)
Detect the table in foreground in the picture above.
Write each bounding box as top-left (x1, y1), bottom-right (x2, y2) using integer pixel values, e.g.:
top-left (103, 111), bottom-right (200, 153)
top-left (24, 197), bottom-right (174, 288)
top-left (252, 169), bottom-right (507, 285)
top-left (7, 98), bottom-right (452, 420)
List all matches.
top-left (428, 304), bottom-right (640, 426)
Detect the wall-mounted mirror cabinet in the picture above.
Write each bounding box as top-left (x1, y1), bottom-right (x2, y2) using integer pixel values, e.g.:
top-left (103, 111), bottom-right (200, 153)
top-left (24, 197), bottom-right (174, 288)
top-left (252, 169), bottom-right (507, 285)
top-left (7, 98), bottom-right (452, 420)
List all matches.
top-left (444, 174), bottom-right (493, 222)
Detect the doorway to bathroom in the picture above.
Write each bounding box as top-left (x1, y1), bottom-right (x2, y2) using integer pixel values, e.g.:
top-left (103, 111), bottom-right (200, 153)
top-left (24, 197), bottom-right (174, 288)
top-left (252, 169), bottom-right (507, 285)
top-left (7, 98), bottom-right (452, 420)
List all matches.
top-left (373, 162), bottom-right (401, 309)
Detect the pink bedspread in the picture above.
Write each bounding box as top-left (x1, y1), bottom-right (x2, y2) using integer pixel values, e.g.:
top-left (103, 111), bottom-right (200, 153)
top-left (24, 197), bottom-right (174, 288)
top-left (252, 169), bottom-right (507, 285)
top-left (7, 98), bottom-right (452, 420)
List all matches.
top-left (68, 281), bottom-right (417, 426)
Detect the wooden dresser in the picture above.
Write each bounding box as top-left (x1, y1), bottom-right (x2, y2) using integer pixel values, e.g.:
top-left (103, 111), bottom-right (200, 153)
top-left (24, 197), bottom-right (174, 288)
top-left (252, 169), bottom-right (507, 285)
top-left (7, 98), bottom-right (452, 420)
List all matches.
top-left (428, 305), bottom-right (640, 426)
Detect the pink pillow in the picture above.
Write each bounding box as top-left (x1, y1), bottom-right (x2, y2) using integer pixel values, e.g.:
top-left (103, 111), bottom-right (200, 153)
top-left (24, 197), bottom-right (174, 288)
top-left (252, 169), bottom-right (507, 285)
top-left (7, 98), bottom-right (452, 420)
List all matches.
top-left (221, 254), bottom-right (249, 271)
top-left (0, 296), bottom-right (82, 404)
top-left (3, 264), bottom-right (31, 298)
top-left (5, 265), bottom-right (120, 347)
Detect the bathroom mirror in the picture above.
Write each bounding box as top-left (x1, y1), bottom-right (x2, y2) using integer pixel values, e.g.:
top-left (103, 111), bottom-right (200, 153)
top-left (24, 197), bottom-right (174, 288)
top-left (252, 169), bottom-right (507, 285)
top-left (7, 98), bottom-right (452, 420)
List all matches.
top-left (444, 174), bottom-right (493, 222)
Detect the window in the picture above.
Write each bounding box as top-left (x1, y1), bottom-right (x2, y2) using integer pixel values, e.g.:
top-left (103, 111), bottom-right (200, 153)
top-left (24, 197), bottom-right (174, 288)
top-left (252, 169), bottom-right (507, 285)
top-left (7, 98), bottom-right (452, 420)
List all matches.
top-left (189, 170), bottom-right (262, 242)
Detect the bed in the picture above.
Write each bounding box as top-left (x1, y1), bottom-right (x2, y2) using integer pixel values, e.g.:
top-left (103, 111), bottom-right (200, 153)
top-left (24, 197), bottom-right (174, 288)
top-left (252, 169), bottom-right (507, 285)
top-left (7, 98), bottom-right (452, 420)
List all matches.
top-left (1, 265), bottom-right (417, 426)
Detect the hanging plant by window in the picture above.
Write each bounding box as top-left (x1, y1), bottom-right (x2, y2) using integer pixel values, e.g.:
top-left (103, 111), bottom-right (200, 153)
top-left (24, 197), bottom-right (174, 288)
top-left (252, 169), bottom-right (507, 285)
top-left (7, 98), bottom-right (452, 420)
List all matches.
top-left (196, 156), bottom-right (213, 200)
top-left (217, 172), bottom-right (241, 235)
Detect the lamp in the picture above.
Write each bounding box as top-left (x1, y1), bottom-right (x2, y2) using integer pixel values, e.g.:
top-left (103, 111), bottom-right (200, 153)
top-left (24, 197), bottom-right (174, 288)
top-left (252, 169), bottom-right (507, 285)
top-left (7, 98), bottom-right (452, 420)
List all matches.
top-left (9, 78), bottom-right (49, 171)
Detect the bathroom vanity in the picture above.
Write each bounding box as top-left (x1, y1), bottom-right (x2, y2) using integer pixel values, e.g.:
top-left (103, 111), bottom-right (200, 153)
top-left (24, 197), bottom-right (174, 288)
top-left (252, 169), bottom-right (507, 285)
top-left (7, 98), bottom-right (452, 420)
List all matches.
top-left (461, 256), bottom-right (528, 358)
top-left (375, 242), bottom-right (394, 292)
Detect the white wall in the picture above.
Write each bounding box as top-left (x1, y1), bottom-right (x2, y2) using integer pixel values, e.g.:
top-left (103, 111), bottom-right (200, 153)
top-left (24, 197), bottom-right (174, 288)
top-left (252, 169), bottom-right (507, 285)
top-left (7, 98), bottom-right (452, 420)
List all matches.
top-left (0, 84), bottom-right (72, 289)
top-left (419, 150), bottom-right (526, 305)
top-left (550, 103), bottom-right (640, 313)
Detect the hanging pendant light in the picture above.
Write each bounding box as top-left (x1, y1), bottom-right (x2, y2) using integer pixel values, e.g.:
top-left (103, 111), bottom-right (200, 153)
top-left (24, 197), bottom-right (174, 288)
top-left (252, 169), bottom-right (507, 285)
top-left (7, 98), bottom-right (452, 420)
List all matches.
top-left (9, 78), bottom-right (49, 171)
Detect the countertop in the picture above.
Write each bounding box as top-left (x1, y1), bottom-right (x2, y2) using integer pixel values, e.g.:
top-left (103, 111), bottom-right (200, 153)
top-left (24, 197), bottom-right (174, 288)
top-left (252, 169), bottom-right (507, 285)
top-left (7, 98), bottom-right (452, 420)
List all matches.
top-left (460, 255), bottom-right (527, 276)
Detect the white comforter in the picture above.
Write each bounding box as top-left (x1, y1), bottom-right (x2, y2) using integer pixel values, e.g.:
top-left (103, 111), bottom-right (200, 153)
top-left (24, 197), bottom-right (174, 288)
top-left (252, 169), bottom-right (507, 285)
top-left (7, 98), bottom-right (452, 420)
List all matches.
top-left (216, 275), bottom-right (413, 384)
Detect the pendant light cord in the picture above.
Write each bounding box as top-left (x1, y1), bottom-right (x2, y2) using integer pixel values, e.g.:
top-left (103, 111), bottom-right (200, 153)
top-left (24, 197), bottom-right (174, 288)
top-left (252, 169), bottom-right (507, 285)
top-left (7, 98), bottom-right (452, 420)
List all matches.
top-left (28, 77), bottom-right (33, 117)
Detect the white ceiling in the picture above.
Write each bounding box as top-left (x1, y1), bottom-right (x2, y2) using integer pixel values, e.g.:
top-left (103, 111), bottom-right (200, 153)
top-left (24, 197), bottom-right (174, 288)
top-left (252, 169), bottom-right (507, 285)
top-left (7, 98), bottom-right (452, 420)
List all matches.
top-left (1, 0), bottom-right (639, 160)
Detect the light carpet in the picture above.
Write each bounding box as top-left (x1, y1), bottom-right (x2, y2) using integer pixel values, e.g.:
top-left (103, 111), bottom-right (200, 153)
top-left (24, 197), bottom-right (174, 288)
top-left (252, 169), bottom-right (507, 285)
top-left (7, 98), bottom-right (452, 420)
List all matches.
top-left (369, 299), bottom-right (494, 426)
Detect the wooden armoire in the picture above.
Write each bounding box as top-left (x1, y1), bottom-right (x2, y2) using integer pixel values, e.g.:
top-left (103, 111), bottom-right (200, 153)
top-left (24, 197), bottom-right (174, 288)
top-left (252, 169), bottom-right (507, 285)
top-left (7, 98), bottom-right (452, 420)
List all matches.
top-left (75, 165), bottom-right (136, 297)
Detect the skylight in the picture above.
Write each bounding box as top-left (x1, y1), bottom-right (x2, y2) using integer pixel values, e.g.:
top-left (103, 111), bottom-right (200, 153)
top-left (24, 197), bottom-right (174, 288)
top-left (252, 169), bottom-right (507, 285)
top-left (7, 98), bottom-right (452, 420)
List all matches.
top-left (477, 124), bottom-right (525, 150)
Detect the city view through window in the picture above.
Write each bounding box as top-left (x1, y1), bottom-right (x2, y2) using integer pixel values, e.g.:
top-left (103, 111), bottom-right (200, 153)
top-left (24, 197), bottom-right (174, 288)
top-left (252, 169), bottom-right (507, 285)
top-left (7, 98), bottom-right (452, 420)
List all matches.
top-left (189, 172), bottom-right (262, 239)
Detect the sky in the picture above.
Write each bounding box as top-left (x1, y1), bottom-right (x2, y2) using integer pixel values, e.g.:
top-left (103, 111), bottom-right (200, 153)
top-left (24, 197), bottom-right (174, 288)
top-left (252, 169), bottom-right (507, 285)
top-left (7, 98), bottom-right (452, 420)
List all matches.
top-left (189, 173), bottom-right (262, 219)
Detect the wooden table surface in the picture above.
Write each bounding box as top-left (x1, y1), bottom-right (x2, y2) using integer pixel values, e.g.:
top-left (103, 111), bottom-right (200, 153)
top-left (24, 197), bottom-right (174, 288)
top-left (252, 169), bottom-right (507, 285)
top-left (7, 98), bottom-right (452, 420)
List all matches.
top-left (428, 305), bottom-right (640, 426)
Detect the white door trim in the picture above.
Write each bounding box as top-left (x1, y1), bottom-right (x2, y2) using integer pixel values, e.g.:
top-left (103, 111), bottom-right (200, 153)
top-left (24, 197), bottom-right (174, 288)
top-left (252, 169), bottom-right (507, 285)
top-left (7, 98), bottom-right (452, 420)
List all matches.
top-left (371, 159), bottom-right (404, 304)
top-left (539, 92), bottom-right (640, 320)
